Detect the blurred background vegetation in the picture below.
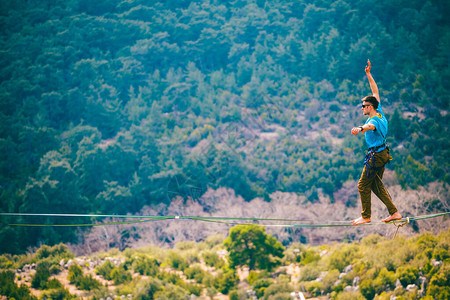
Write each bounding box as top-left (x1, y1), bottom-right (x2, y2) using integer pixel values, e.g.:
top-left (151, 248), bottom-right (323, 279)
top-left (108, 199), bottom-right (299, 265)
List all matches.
top-left (0, 0), bottom-right (449, 253)
top-left (0, 228), bottom-right (449, 299)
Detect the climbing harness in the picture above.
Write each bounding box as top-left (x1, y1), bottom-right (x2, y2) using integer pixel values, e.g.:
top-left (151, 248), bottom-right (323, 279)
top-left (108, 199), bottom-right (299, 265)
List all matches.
top-left (364, 151), bottom-right (377, 178)
top-left (364, 144), bottom-right (388, 178)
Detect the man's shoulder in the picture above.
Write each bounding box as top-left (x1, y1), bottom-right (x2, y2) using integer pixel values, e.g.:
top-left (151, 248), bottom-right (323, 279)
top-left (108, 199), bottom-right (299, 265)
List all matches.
top-left (371, 113), bottom-right (387, 125)
top-left (369, 113), bottom-right (383, 121)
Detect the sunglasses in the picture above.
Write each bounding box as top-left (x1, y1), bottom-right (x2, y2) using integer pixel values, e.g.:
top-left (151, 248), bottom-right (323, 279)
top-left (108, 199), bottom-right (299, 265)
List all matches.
top-left (361, 104), bottom-right (372, 108)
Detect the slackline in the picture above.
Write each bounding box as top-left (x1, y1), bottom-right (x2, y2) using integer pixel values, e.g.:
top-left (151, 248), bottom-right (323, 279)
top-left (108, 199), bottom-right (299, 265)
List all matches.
top-left (0, 212), bottom-right (448, 228)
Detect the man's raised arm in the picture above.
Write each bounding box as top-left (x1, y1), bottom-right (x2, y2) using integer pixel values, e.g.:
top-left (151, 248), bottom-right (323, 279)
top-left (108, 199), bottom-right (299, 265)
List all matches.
top-left (365, 59), bottom-right (380, 103)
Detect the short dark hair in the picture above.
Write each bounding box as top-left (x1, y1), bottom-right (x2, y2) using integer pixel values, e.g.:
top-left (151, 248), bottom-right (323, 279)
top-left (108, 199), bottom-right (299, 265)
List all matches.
top-left (361, 95), bottom-right (379, 109)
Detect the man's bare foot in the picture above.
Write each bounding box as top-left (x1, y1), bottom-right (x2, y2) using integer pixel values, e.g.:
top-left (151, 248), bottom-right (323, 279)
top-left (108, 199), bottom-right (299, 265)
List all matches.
top-left (351, 217), bottom-right (371, 226)
top-left (382, 212), bottom-right (402, 223)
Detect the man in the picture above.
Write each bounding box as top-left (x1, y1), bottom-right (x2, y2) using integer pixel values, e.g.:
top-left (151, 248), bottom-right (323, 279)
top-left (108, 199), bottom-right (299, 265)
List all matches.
top-left (350, 59), bottom-right (402, 226)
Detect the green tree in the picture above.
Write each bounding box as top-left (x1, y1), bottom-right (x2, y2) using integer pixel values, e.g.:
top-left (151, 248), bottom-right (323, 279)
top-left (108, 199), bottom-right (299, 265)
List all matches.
top-left (95, 181), bottom-right (133, 214)
top-left (223, 224), bottom-right (285, 271)
top-left (389, 109), bottom-right (406, 141)
top-left (20, 152), bottom-right (89, 246)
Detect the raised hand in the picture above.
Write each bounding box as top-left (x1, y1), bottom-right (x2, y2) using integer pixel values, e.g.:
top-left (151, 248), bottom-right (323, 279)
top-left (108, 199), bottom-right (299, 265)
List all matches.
top-left (365, 59), bottom-right (371, 74)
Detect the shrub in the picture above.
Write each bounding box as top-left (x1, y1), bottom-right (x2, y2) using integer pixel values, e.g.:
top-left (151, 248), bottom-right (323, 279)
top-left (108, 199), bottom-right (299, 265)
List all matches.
top-left (213, 268), bottom-right (238, 294)
top-left (303, 281), bottom-right (323, 297)
top-left (206, 287), bottom-right (218, 299)
top-left (264, 282), bottom-right (294, 299)
top-left (298, 264), bottom-right (320, 281)
top-left (68, 264), bottom-right (83, 284)
top-left (167, 251), bottom-right (189, 271)
top-left (175, 241), bottom-right (197, 251)
top-left (96, 260), bottom-right (114, 280)
top-left (376, 291), bottom-right (394, 300)
top-left (30, 261), bottom-right (64, 290)
top-left (46, 278), bottom-right (63, 289)
top-left (414, 233), bottom-right (438, 251)
top-left (34, 245), bottom-right (54, 260)
top-left (229, 290), bottom-right (239, 300)
top-left (154, 284), bottom-right (187, 299)
top-left (298, 248), bottom-right (320, 265)
top-left (184, 282), bottom-right (202, 296)
top-left (396, 266), bottom-right (419, 287)
top-left (359, 279), bottom-right (376, 300)
top-left (204, 233), bottom-right (225, 248)
top-left (322, 269), bottom-right (340, 293)
top-left (433, 248), bottom-right (449, 261)
top-left (31, 261), bottom-right (51, 289)
top-left (327, 244), bottom-right (359, 272)
top-left (69, 264), bottom-right (101, 291)
top-left (200, 271), bottom-right (215, 288)
top-left (111, 267), bottom-right (132, 285)
top-left (427, 265), bottom-right (450, 300)
top-left (373, 268), bottom-right (396, 293)
top-left (361, 234), bottom-right (383, 246)
top-left (202, 251), bottom-right (225, 268)
top-left (423, 260), bottom-right (434, 276)
top-left (184, 265), bottom-right (205, 283)
top-left (252, 278), bottom-right (273, 298)
top-left (157, 271), bottom-right (184, 286)
top-left (267, 292), bottom-right (291, 300)
top-left (247, 270), bottom-right (268, 285)
top-left (49, 263), bottom-right (61, 275)
top-left (333, 281), bottom-right (345, 294)
top-left (78, 274), bottom-right (102, 291)
top-left (0, 255), bottom-right (14, 269)
top-left (335, 291), bottom-right (365, 300)
top-left (134, 278), bottom-right (163, 300)
top-left (0, 271), bottom-right (37, 300)
top-left (34, 244), bottom-right (73, 262)
top-left (41, 287), bottom-right (74, 300)
top-left (133, 256), bottom-right (159, 276)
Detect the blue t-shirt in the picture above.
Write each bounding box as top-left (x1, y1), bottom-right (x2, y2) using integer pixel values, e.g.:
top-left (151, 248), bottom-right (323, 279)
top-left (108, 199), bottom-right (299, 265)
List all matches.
top-left (364, 103), bottom-right (388, 151)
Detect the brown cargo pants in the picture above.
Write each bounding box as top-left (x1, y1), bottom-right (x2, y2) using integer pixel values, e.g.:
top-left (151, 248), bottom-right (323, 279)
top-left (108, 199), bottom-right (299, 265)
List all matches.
top-left (358, 147), bottom-right (398, 219)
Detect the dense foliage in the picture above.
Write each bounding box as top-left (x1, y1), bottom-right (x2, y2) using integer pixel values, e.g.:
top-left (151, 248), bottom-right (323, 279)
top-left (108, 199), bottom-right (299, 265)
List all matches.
top-left (0, 228), bottom-right (449, 299)
top-left (224, 224), bottom-right (284, 271)
top-left (0, 0), bottom-right (449, 253)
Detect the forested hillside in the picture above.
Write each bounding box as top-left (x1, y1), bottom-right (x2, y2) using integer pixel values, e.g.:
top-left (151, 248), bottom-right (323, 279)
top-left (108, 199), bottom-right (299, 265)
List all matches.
top-left (1, 0), bottom-right (449, 253)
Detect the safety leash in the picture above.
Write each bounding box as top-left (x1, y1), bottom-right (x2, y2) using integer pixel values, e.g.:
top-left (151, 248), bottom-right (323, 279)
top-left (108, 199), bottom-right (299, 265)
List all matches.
top-left (392, 217), bottom-right (410, 239)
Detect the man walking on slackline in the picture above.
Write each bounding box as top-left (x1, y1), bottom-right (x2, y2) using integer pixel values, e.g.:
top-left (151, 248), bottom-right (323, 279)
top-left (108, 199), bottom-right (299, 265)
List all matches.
top-left (350, 59), bottom-right (402, 226)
